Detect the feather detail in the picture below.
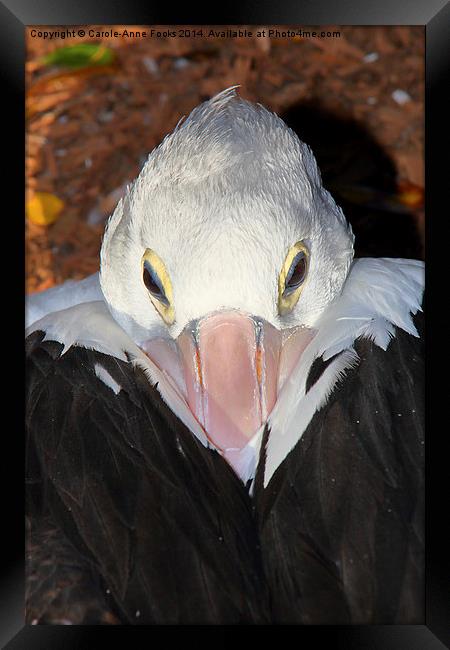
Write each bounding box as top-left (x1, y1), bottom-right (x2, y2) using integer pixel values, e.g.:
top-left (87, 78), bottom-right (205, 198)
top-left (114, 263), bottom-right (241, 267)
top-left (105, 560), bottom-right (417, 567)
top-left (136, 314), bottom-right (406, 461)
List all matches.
top-left (359, 318), bottom-right (395, 350)
top-left (133, 356), bottom-right (210, 450)
top-left (94, 363), bottom-right (122, 394)
top-left (264, 348), bottom-right (360, 487)
top-left (254, 317), bottom-right (424, 623)
top-left (264, 257), bottom-right (424, 487)
top-left (26, 273), bottom-right (103, 328)
top-left (26, 341), bottom-right (270, 624)
top-left (26, 301), bottom-right (131, 360)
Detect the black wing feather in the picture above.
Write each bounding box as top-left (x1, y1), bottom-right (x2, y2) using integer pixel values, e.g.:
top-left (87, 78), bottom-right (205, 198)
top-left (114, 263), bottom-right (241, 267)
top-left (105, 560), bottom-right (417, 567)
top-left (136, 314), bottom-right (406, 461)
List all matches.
top-left (26, 335), bottom-right (270, 624)
top-left (26, 309), bottom-right (423, 624)
top-left (253, 312), bottom-right (424, 624)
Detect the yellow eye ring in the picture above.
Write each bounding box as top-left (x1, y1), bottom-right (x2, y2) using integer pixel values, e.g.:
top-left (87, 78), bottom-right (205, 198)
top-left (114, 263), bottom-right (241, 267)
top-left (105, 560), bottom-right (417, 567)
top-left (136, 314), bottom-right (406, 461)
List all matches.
top-left (278, 241), bottom-right (309, 315)
top-left (141, 248), bottom-right (175, 325)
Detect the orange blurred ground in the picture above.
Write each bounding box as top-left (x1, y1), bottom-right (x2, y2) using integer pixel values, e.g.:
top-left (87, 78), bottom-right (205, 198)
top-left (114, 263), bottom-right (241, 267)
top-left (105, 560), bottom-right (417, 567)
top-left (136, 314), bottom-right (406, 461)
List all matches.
top-left (26, 25), bottom-right (424, 294)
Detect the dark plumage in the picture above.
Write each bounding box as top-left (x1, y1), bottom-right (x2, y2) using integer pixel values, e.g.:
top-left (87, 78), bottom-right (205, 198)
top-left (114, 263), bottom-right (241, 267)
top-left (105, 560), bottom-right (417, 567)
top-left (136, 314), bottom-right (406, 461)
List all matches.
top-left (26, 332), bottom-right (271, 625)
top-left (254, 312), bottom-right (424, 623)
top-left (26, 310), bottom-right (423, 624)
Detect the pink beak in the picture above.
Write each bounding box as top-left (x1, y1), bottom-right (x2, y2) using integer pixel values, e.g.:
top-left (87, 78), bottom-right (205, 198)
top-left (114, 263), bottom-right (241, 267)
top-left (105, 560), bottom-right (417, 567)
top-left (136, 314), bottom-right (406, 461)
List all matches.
top-left (142, 311), bottom-right (314, 474)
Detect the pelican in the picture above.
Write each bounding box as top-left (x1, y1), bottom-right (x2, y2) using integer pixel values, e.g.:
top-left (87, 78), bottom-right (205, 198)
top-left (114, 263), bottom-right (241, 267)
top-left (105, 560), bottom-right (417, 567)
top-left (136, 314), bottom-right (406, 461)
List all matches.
top-left (26, 87), bottom-right (424, 624)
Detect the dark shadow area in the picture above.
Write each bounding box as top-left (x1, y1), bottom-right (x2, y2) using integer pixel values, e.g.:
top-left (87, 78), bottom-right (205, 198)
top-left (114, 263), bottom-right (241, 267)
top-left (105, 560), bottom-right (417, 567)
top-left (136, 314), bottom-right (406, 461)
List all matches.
top-left (281, 103), bottom-right (423, 260)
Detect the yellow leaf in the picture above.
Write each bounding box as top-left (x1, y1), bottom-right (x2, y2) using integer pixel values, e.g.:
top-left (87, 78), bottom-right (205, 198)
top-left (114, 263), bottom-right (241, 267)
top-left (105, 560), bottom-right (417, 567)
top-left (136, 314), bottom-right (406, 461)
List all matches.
top-left (26, 192), bottom-right (64, 226)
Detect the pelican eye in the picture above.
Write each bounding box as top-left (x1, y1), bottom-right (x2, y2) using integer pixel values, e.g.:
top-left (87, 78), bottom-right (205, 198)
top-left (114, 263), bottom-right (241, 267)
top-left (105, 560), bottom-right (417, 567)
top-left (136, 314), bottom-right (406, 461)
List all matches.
top-left (278, 241), bottom-right (309, 315)
top-left (141, 248), bottom-right (175, 325)
top-left (284, 251), bottom-right (307, 296)
top-left (143, 260), bottom-right (169, 305)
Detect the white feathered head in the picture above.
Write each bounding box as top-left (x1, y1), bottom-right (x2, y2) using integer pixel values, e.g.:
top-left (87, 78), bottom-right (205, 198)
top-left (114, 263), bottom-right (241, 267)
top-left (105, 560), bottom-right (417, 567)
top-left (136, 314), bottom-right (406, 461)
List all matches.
top-left (99, 87), bottom-right (354, 471)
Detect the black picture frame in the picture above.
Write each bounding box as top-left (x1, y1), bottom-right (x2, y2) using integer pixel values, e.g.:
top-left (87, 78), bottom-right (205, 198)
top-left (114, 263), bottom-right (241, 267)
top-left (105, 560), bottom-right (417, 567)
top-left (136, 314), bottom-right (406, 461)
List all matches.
top-left (4, 1), bottom-right (448, 646)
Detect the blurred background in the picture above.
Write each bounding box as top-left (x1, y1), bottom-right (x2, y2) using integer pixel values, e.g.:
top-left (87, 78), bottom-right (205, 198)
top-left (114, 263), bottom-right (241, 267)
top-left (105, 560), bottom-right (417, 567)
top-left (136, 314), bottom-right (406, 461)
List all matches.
top-left (26, 25), bottom-right (424, 295)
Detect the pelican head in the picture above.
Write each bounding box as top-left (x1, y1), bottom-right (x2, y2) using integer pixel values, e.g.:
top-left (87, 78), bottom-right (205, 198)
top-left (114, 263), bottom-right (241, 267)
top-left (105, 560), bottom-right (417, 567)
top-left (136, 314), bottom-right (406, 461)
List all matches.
top-left (100, 87), bottom-right (354, 472)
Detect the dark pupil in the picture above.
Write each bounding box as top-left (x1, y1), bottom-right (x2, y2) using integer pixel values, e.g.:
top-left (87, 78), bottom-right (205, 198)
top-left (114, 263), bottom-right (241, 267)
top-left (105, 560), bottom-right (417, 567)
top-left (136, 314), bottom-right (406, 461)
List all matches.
top-left (285, 253), bottom-right (306, 293)
top-left (143, 264), bottom-right (165, 301)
